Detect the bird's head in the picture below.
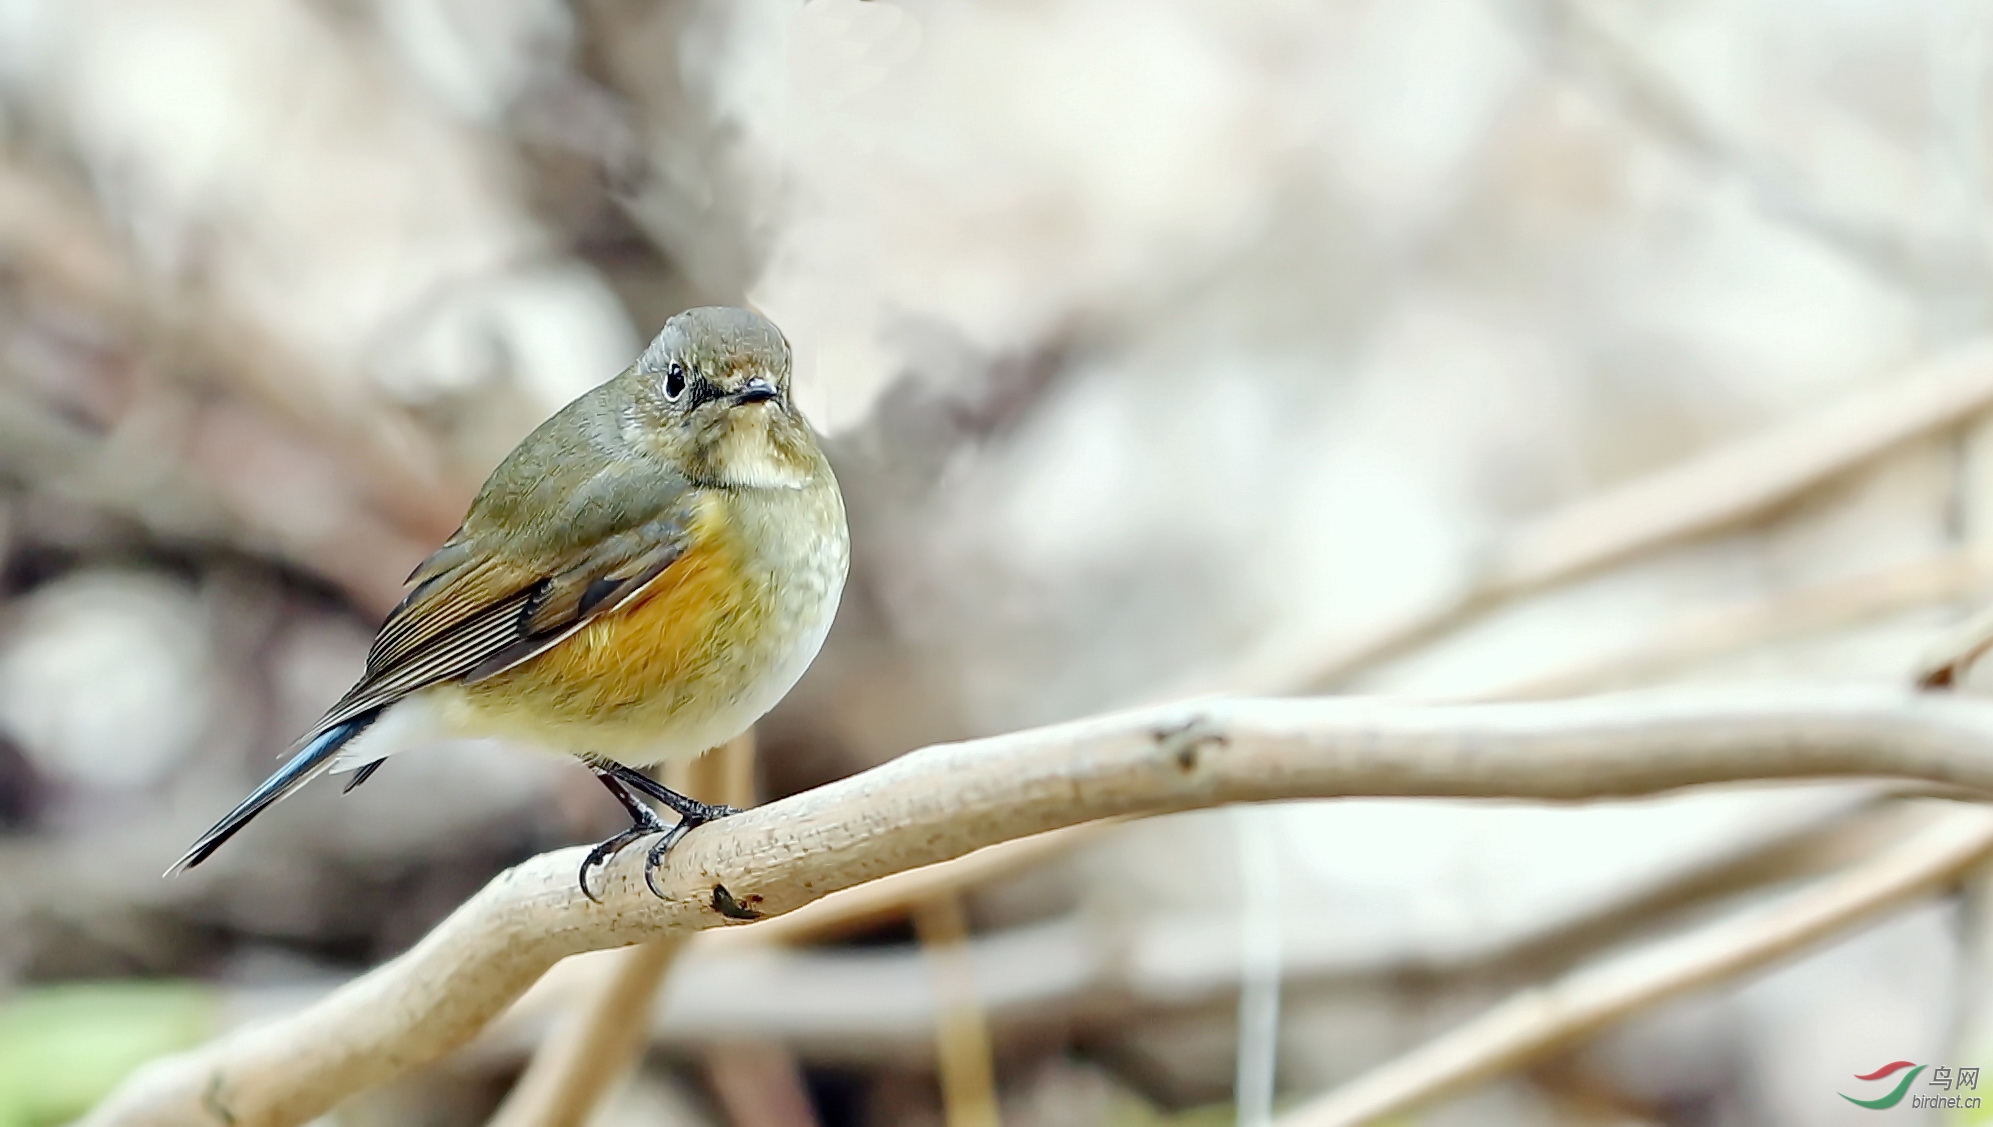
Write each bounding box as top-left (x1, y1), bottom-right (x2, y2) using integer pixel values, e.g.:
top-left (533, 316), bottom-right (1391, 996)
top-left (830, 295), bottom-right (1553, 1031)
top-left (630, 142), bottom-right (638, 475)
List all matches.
top-left (628, 307), bottom-right (820, 488)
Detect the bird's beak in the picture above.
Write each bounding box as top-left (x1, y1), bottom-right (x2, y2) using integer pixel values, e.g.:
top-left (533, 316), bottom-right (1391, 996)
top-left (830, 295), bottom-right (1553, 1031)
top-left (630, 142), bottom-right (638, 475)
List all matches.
top-left (734, 377), bottom-right (779, 405)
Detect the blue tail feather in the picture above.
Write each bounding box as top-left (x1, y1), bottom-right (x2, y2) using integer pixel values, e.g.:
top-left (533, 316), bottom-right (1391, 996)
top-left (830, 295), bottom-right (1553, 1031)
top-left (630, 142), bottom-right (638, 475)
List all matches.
top-left (166, 714), bottom-right (377, 875)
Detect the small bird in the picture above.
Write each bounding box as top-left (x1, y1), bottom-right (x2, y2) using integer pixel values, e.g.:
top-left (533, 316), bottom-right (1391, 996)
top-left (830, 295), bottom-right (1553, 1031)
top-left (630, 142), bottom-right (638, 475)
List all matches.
top-left (171, 307), bottom-right (849, 896)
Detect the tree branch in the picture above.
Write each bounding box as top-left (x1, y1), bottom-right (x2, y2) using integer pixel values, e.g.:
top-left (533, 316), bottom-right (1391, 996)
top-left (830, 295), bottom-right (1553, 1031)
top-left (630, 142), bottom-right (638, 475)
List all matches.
top-left (80, 687), bottom-right (1993, 1126)
top-left (192, 791), bottom-right (1927, 1061)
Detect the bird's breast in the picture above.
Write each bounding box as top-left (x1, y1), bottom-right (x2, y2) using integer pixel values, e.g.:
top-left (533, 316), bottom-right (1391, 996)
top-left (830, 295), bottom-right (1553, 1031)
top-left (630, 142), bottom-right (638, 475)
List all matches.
top-left (443, 481), bottom-right (847, 763)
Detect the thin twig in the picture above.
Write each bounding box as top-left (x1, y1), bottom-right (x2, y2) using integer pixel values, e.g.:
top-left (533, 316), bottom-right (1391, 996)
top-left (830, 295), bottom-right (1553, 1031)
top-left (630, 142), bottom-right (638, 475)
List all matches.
top-left (76, 687), bottom-right (1993, 1126)
top-left (484, 938), bottom-right (686, 1127)
top-left (1275, 803), bottom-right (1993, 1127)
top-left (914, 893), bottom-right (1002, 1127)
top-left (1232, 805), bottom-right (1284, 1127)
top-left (1206, 340), bottom-right (1993, 694)
top-left (1950, 862), bottom-right (1993, 1066)
top-left (1489, 554), bottom-right (1988, 700)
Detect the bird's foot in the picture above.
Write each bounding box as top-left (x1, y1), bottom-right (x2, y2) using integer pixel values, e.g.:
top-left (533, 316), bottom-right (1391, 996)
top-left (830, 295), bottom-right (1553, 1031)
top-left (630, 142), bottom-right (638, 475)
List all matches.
top-left (642, 800), bottom-right (742, 899)
top-left (591, 762), bottom-right (741, 899)
top-left (607, 763), bottom-right (738, 822)
top-left (578, 804), bottom-right (669, 902)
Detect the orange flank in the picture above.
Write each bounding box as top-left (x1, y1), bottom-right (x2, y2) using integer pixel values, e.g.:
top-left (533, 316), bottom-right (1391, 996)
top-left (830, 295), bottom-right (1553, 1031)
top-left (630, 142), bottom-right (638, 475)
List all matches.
top-left (455, 494), bottom-right (770, 749)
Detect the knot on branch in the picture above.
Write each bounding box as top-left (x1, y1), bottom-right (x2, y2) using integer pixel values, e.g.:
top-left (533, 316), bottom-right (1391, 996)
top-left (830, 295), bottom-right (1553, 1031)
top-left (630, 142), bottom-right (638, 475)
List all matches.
top-left (711, 883), bottom-right (764, 920)
top-left (1153, 715), bottom-right (1228, 773)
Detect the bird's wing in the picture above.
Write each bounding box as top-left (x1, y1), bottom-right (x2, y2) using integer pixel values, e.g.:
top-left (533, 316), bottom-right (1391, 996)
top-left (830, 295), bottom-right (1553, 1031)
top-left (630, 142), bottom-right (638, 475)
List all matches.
top-left (311, 508), bottom-right (693, 733)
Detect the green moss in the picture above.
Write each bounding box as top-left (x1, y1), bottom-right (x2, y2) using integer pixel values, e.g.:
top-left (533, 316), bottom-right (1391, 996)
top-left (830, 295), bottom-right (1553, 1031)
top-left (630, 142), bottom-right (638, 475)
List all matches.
top-left (0, 981), bottom-right (215, 1127)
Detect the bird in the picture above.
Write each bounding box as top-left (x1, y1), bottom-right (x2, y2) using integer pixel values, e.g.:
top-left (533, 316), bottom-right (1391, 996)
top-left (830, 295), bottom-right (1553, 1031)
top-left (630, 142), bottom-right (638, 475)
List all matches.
top-left (169, 306), bottom-right (849, 898)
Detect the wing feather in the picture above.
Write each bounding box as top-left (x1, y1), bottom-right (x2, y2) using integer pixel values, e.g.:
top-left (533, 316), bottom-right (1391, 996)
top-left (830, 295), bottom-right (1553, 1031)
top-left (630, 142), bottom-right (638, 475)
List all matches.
top-left (306, 506), bottom-right (693, 739)
top-left (464, 533), bottom-right (687, 682)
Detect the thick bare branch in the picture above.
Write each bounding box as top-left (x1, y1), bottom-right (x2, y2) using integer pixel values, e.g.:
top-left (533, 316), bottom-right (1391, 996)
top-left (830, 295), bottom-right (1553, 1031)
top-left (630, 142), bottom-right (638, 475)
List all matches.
top-left (195, 791), bottom-right (1921, 1062)
top-left (80, 687), bottom-right (1993, 1126)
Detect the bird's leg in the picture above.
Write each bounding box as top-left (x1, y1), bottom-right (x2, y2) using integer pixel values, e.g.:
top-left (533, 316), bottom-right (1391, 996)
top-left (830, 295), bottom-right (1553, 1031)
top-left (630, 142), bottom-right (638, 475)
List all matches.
top-left (600, 762), bottom-right (743, 898)
top-left (604, 761), bottom-right (740, 824)
top-left (578, 767), bottom-right (670, 902)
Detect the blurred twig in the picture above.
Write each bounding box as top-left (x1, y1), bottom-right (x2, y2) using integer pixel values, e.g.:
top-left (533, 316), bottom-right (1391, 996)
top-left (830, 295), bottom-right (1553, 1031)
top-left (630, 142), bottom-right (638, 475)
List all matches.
top-left (78, 686), bottom-right (1993, 1125)
top-left (914, 893), bottom-right (1002, 1127)
top-left (0, 158), bottom-right (465, 535)
top-left (1520, 0), bottom-right (1972, 290)
top-left (702, 1042), bottom-right (820, 1127)
top-left (0, 157), bottom-right (464, 610)
top-left (1231, 806), bottom-right (1282, 1127)
top-left (1489, 553), bottom-right (1988, 700)
top-left (0, 381), bottom-right (230, 542)
top-left (0, 374), bottom-right (433, 611)
top-left (1437, 790), bottom-right (1940, 987)
top-left (485, 938), bottom-right (686, 1127)
top-left (1274, 803), bottom-right (1993, 1127)
top-left (1212, 340), bottom-right (1993, 693)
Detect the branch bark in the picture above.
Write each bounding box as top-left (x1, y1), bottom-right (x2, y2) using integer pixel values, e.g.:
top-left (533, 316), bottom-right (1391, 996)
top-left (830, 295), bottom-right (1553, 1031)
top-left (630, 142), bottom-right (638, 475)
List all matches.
top-left (194, 791), bottom-right (1926, 1061)
top-left (80, 687), bottom-right (1993, 1126)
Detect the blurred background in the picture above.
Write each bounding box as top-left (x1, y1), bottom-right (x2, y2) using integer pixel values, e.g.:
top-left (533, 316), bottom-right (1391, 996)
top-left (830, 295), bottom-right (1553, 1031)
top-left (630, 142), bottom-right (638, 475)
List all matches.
top-left (1, 0), bottom-right (1990, 1124)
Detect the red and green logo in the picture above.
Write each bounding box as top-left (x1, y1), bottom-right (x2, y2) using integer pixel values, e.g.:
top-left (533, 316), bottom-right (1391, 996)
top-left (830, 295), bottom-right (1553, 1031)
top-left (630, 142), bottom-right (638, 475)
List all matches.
top-left (1841, 1062), bottom-right (1924, 1109)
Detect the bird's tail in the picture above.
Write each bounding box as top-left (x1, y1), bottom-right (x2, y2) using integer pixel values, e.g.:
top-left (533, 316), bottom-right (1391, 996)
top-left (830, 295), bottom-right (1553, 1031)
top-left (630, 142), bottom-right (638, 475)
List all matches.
top-left (166, 713), bottom-right (378, 875)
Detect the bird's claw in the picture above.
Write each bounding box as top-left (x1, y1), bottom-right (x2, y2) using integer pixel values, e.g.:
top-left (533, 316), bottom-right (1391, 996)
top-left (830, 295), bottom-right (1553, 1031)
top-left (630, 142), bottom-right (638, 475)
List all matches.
top-left (578, 828), bottom-right (643, 902)
top-left (641, 803), bottom-right (744, 898)
top-left (577, 806), bottom-right (669, 902)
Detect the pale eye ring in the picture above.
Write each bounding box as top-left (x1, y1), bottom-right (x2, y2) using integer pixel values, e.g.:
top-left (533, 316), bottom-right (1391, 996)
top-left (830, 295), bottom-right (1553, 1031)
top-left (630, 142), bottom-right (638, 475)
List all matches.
top-left (664, 362), bottom-right (687, 400)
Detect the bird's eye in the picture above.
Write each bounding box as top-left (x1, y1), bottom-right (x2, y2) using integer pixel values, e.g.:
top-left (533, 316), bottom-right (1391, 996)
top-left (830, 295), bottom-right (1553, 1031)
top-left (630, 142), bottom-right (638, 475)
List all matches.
top-left (664, 363), bottom-right (686, 400)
